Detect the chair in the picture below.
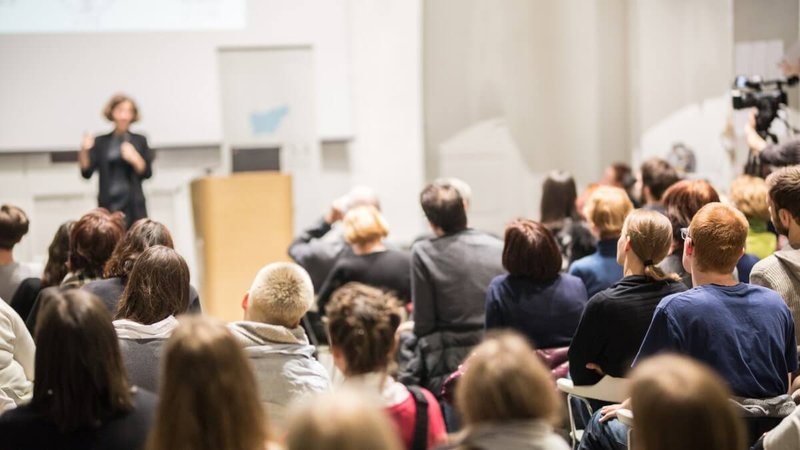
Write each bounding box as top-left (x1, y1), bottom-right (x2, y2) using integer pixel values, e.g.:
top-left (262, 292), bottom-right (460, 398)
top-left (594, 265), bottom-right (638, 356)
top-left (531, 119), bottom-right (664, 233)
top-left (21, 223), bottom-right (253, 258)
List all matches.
top-left (556, 376), bottom-right (630, 448)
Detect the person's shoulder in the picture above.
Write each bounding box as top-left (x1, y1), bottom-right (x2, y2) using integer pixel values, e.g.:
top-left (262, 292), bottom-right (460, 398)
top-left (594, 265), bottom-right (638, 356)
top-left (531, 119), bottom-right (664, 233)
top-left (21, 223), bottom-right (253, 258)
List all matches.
top-left (751, 254), bottom-right (783, 278)
top-left (560, 272), bottom-right (588, 290)
top-left (132, 387), bottom-right (158, 412)
top-left (744, 282), bottom-right (787, 304)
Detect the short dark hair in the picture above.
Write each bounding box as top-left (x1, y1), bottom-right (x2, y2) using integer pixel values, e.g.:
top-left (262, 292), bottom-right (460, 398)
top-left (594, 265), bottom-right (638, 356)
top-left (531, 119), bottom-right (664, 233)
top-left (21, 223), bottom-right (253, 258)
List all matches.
top-left (502, 219), bottom-right (561, 282)
top-left (325, 283), bottom-right (401, 375)
top-left (115, 245), bottom-right (190, 325)
top-left (420, 182), bottom-right (467, 234)
top-left (68, 208), bottom-right (126, 278)
top-left (641, 158), bottom-right (680, 201)
top-left (32, 289), bottom-right (133, 431)
top-left (103, 94), bottom-right (140, 123)
top-left (0, 204), bottom-right (30, 250)
top-left (767, 166), bottom-right (800, 223)
top-left (661, 180), bottom-right (719, 244)
top-left (540, 171), bottom-right (579, 224)
top-left (104, 219), bottom-right (174, 279)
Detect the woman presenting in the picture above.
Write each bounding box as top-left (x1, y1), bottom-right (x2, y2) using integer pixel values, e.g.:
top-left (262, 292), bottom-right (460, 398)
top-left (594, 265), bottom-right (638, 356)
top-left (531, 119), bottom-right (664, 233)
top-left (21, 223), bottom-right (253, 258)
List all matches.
top-left (79, 94), bottom-right (153, 228)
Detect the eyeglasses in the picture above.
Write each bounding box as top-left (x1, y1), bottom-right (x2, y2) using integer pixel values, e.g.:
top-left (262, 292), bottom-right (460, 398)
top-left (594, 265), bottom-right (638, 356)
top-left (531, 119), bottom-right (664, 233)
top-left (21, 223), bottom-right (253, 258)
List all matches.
top-left (680, 227), bottom-right (691, 241)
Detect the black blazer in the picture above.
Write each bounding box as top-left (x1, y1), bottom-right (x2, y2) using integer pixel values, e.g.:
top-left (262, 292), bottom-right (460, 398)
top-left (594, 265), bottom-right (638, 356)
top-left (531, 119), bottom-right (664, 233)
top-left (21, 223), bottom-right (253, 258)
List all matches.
top-left (81, 132), bottom-right (153, 224)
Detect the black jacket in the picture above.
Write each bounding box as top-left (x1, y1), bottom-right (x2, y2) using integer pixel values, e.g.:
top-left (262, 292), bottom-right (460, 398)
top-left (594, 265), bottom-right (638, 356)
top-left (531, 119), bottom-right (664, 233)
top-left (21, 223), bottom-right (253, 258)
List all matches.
top-left (81, 132), bottom-right (152, 226)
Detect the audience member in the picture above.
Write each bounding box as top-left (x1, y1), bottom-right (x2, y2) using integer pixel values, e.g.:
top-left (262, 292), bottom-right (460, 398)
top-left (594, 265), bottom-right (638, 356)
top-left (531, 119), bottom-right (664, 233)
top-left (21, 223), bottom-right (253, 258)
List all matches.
top-left (569, 186), bottom-right (633, 297)
top-left (730, 175), bottom-right (777, 260)
top-left (540, 171), bottom-right (596, 268)
top-left (602, 163), bottom-right (637, 206)
top-left (287, 186), bottom-right (380, 290)
top-left (10, 220), bottom-right (73, 322)
top-left (113, 245), bottom-right (191, 392)
top-left (638, 158), bottom-right (680, 215)
top-left (147, 316), bottom-right (270, 450)
top-left (448, 332), bottom-right (570, 450)
top-left (751, 166), bottom-right (800, 350)
top-left (26, 208), bottom-right (126, 332)
top-left (0, 295), bottom-right (34, 407)
top-left (0, 290), bottom-right (156, 450)
top-left (229, 262), bottom-right (330, 430)
top-left (657, 179), bottom-right (720, 287)
top-left (0, 205), bottom-right (37, 303)
top-left (84, 218), bottom-right (202, 314)
top-left (485, 219), bottom-right (587, 349)
top-left (580, 203), bottom-right (797, 450)
top-left (569, 210), bottom-right (686, 386)
top-left (327, 283), bottom-right (447, 450)
top-left (316, 205), bottom-right (411, 310)
top-left (285, 389), bottom-right (404, 450)
top-left (629, 355), bottom-right (746, 450)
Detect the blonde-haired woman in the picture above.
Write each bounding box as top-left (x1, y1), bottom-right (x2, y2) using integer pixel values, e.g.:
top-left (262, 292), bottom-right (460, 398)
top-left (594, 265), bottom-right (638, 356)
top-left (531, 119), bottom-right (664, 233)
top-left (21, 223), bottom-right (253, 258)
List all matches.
top-left (448, 332), bottom-right (569, 450)
top-left (730, 175), bottom-right (777, 260)
top-left (630, 354), bottom-right (746, 450)
top-left (568, 186), bottom-right (634, 297)
top-left (285, 389), bottom-right (404, 450)
top-left (569, 210), bottom-right (686, 386)
top-left (316, 205), bottom-right (411, 313)
top-left (147, 316), bottom-right (271, 450)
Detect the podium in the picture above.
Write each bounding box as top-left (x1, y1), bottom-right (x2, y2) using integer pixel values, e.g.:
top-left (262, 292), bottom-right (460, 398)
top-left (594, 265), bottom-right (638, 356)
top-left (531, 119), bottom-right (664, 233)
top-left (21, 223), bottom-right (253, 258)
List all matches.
top-left (191, 172), bottom-right (293, 321)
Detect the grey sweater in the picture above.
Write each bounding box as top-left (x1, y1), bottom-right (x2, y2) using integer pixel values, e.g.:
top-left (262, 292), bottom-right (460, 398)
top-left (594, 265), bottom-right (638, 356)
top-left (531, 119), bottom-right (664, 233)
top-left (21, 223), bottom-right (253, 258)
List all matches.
top-left (411, 229), bottom-right (504, 337)
top-left (114, 316), bottom-right (178, 393)
top-left (751, 247), bottom-right (800, 347)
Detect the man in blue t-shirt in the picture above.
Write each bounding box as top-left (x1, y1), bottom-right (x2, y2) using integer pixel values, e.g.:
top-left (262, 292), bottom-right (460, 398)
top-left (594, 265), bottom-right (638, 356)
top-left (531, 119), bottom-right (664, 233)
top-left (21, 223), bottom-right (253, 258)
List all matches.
top-left (578, 202), bottom-right (797, 450)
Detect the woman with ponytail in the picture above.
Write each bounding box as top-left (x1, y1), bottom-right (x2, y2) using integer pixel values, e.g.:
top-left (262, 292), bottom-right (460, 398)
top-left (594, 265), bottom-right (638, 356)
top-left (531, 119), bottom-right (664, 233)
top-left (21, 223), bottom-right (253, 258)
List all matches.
top-left (568, 210), bottom-right (687, 387)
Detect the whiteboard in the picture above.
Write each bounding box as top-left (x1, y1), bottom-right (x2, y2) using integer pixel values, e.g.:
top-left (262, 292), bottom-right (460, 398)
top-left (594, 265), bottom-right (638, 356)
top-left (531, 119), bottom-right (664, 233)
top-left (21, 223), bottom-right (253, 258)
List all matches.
top-left (0, 0), bottom-right (352, 151)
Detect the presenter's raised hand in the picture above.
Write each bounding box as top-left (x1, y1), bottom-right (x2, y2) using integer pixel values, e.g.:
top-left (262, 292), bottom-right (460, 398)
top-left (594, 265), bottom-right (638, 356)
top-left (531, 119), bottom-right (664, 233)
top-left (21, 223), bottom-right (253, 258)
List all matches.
top-left (80, 132), bottom-right (95, 152)
top-left (121, 141), bottom-right (146, 175)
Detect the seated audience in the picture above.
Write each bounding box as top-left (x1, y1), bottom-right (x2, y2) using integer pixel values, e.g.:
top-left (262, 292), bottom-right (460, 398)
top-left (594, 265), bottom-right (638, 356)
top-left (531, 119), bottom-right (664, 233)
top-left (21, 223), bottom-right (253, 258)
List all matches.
top-left (11, 220), bottom-right (73, 322)
top-left (409, 181), bottom-right (504, 400)
top-left (288, 186), bottom-right (380, 291)
top-left (327, 283), bottom-right (447, 449)
top-left (0, 205), bottom-right (38, 303)
top-left (147, 316), bottom-right (271, 450)
top-left (0, 296), bottom-right (34, 407)
top-left (569, 186), bottom-right (633, 297)
top-left (228, 262), bottom-right (330, 430)
top-left (285, 389), bottom-right (404, 450)
top-left (630, 354), bottom-right (746, 450)
top-left (751, 166), bottom-right (800, 350)
top-left (485, 219), bottom-right (587, 349)
top-left (0, 290), bottom-right (157, 450)
top-left (657, 179), bottom-right (720, 287)
top-left (84, 218), bottom-right (202, 314)
top-left (569, 210), bottom-right (686, 386)
top-left (113, 245), bottom-right (191, 392)
top-left (602, 163), bottom-right (637, 206)
top-left (449, 332), bottom-right (570, 450)
top-left (638, 158), bottom-right (680, 215)
top-left (580, 203), bottom-right (797, 450)
top-left (317, 205), bottom-right (411, 310)
top-left (730, 175), bottom-right (777, 260)
top-left (540, 171), bottom-right (596, 268)
top-left (26, 208), bottom-right (126, 331)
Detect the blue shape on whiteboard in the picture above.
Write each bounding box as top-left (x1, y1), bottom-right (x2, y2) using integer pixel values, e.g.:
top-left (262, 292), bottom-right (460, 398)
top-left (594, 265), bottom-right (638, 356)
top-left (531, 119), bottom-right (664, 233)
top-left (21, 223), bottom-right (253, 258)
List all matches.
top-left (250, 105), bottom-right (289, 135)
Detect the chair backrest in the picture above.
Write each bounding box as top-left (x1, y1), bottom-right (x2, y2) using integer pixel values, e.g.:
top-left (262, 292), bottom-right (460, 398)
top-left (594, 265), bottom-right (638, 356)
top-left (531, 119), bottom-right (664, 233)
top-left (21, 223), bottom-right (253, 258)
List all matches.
top-left (556, 376), bottom-right (630, 404)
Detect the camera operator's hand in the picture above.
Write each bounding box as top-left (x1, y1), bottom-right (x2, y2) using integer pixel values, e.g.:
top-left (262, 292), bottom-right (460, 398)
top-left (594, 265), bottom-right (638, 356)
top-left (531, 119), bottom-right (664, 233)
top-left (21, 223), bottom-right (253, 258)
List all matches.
top-left (745, 109), bottom-right (768, 153)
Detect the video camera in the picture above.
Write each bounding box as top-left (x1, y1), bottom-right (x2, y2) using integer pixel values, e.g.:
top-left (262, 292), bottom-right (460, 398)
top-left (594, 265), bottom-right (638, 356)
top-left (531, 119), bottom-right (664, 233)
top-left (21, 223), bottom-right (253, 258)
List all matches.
top-left (732, 74), bottom-right (799, 142)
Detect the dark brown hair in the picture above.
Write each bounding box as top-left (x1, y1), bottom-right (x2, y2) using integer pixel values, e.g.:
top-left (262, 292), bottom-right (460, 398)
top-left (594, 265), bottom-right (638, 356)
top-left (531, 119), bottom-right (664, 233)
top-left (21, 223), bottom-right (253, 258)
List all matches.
top-left (457, 332), bottom-right (559, 426)
top-left (148, 316), bottom-right (268, 450)
top-left (68, 208), bottom-right (126, 278)
top-left (641, 158), bottom-right (680, 201)
top-left (0, 204), bottom-right (30, 250)
top-left (502, 219), bottom-right (561, 282)
top-left (41, 221), bottom-right (75, 288)
top-left (31, 289), bottom-right (133, 431)
top-left (104, 219), bottom-right (174, 279)
top-left (766, 166), bottom-right (800, 223)
top-left (540, 170), bottom-right (579, 225)
top-left (661, 180), bottom-right (720, 245)
top-left (325, 283), bottom-right (402, 376)
top-left (420, 182), bottom-right (468, 234)
top-left (115, 245), bottom-right (190, 325)
top-left (103, 94), bottom-right (140, 123)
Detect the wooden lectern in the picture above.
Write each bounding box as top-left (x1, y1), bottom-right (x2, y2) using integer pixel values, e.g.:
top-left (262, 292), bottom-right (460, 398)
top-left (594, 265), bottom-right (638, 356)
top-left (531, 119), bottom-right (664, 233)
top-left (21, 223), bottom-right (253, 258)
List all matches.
top-left (191, 172), bottom-right (293, 321)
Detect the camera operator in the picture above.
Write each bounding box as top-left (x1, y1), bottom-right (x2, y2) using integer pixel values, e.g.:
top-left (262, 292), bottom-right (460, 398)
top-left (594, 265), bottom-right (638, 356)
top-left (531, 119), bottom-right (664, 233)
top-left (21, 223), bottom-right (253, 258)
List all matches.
top-left (745, 52), bottom-right (800, 167)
